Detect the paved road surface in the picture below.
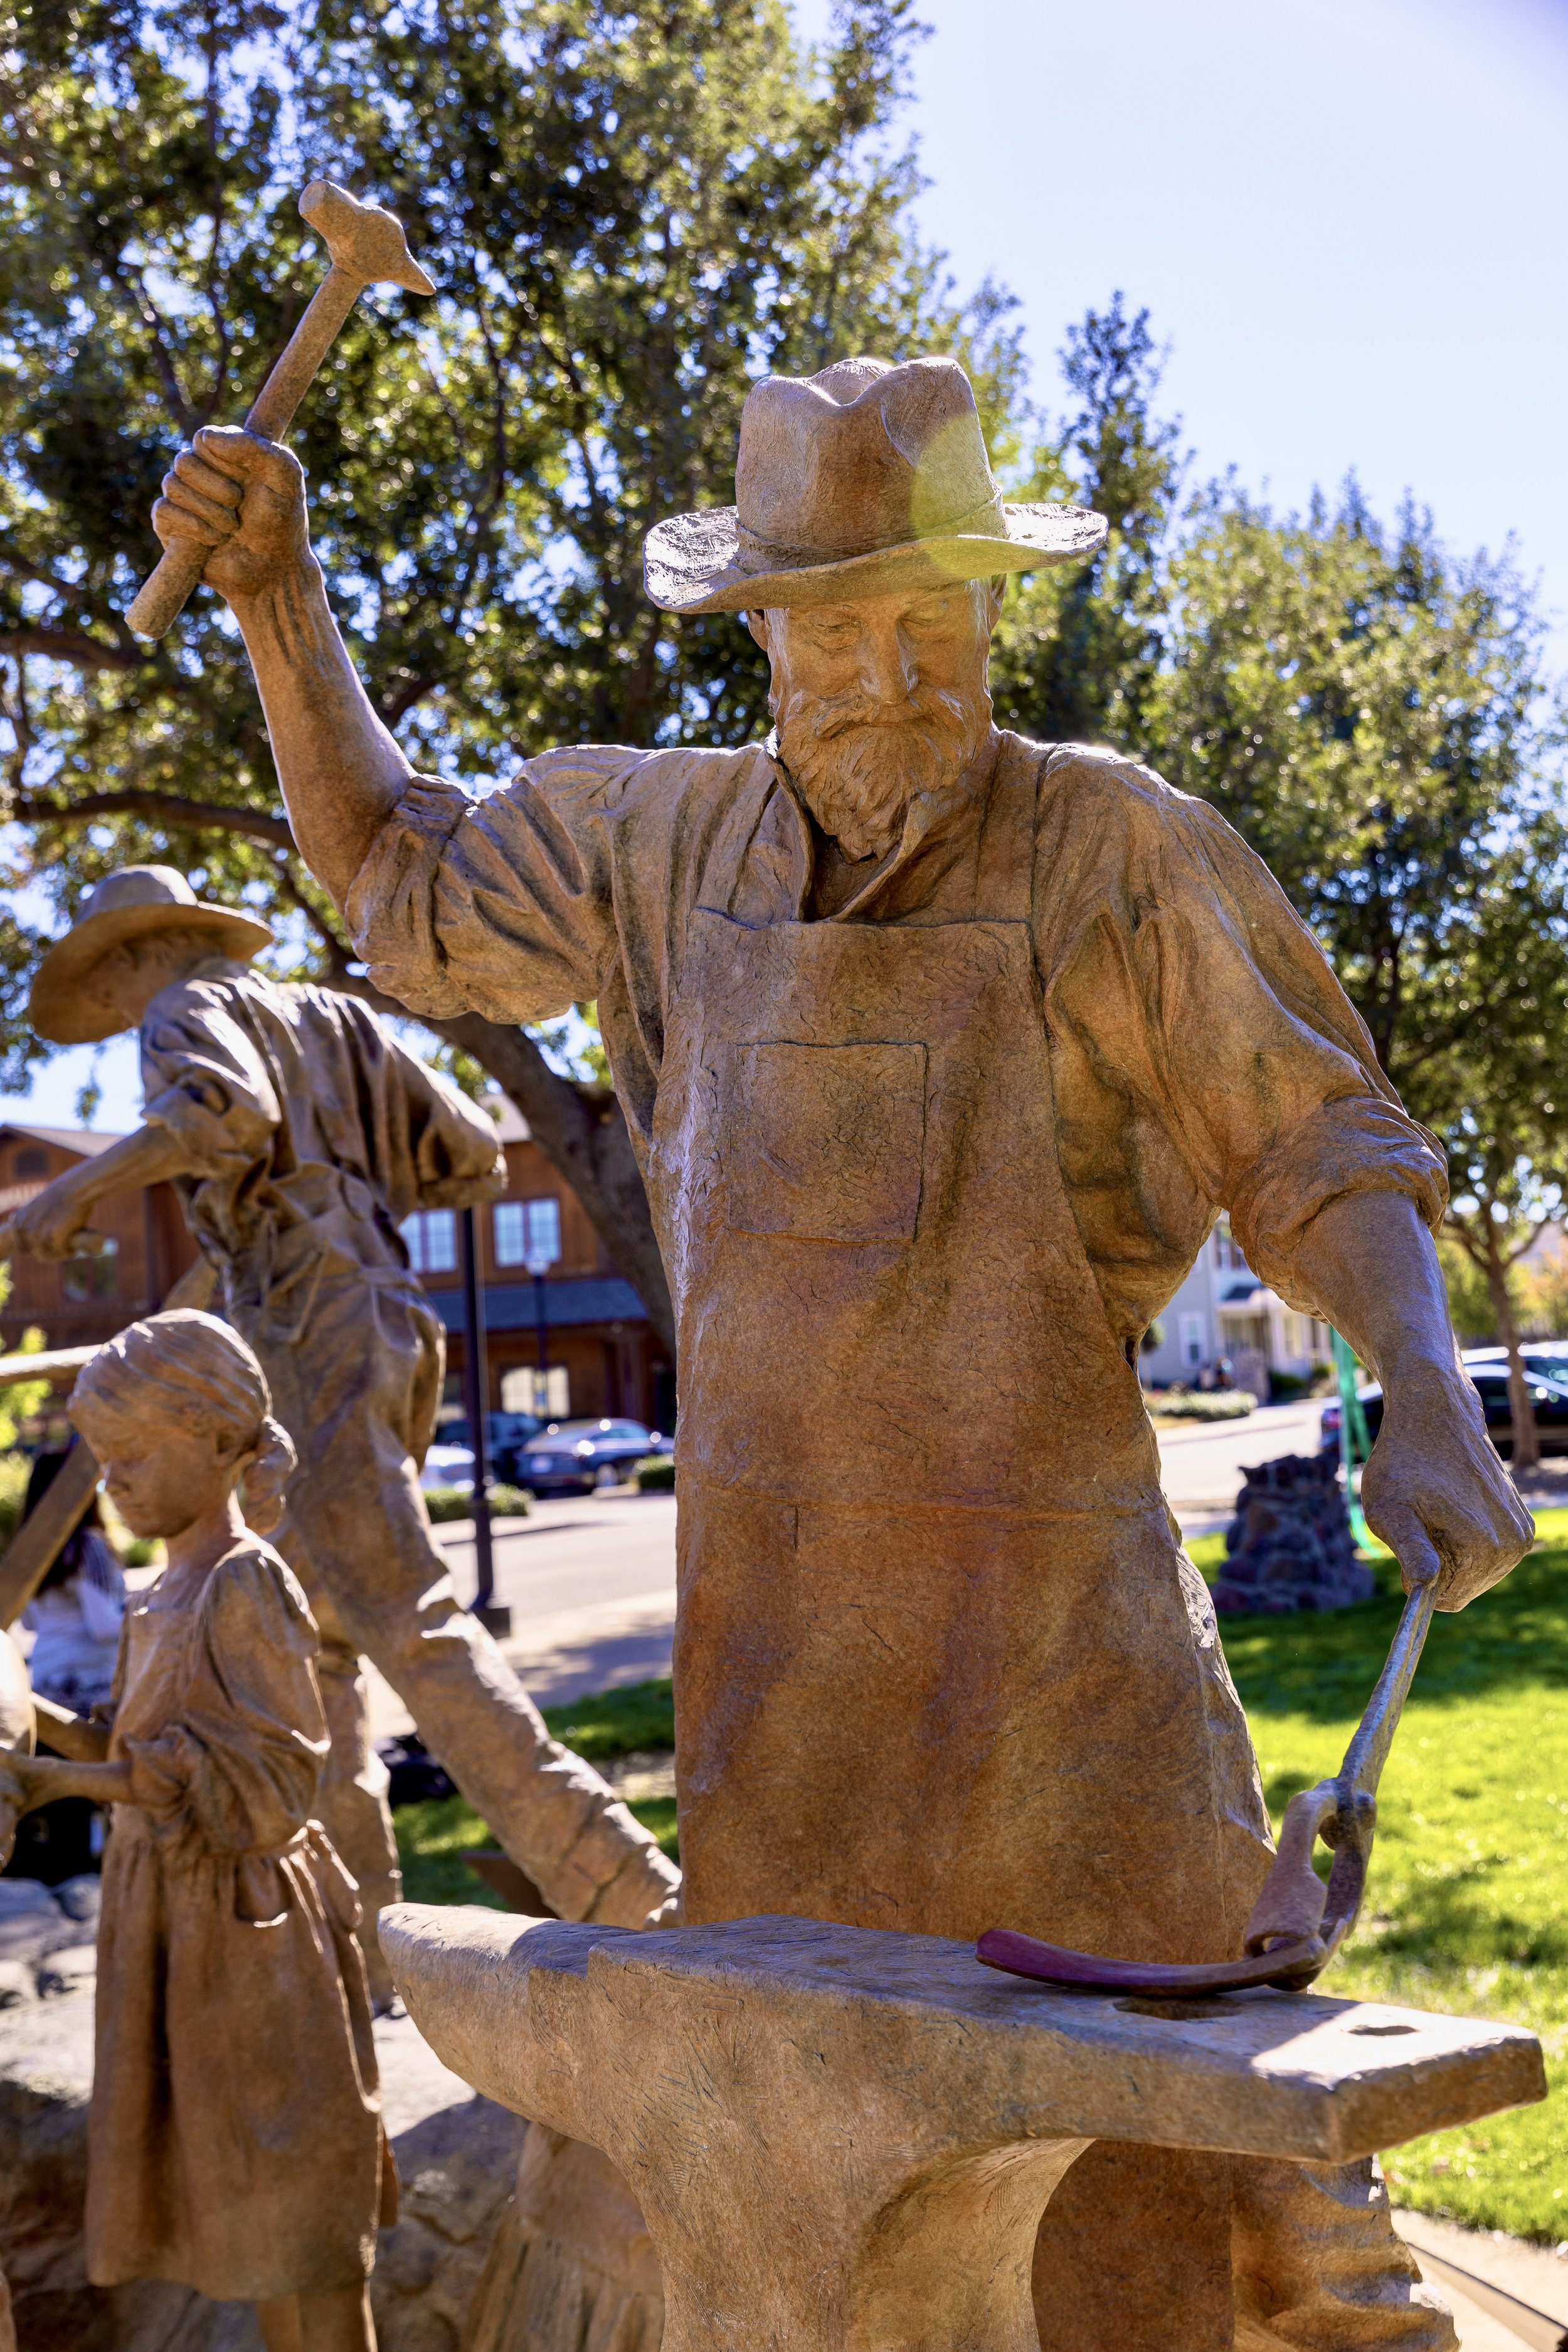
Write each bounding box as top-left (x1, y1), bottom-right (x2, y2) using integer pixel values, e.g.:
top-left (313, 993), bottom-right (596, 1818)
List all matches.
top-left (1155, 1396), bottom-right (1325, 1517)
top-left (363, 1398), bottom-right (1332, 1734)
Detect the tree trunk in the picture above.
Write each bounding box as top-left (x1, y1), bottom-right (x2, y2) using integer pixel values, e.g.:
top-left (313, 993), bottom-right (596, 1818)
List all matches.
top-left (1481, 1232), bottom-right (1539, 1473)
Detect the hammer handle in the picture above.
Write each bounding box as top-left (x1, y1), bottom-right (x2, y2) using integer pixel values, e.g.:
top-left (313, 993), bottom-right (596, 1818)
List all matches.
top-left (245, 265), bottom-right (361, 440)
top-left (125, 265), bottom-right (363, 639)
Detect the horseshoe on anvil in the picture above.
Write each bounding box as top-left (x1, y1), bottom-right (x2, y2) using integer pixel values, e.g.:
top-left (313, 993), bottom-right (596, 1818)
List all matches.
top-left (978, 1571), bottom-right (1439, 1996)
top-left (126, 180), bottom-right (436, 639)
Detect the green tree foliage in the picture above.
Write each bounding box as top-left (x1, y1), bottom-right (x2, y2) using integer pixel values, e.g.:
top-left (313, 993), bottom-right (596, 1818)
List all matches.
top-left (0, 0), bottom-right (1020, 1339)
top-left (1148, 491), bottom-right (1568, 1463)
top-left (988, 293), bottom-right (1182, 749)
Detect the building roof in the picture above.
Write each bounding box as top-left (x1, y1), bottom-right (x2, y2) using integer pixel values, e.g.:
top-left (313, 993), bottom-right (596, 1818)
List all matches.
top-left (432, 1277), bottom-right (649, 1335)
top-left (0, 1122), bottom-right (130, 1159)
top-left (482, 1095), bottom-right (532, 1143)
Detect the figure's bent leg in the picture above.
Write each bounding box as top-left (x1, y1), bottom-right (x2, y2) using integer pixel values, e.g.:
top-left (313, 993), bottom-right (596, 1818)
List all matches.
top-left (270, 1535), bottom-right (403, 2006)
top-left (1232, 2157), bottom-right (1458, 2352)
top-left (314, 1640), bottom-right (402, 2009)
top-left (263, 1286), bottom-right (677, 1931)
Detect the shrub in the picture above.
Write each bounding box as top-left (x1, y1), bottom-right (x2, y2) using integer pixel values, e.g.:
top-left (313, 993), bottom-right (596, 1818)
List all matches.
top-left (1148, 1391), bottom-right (1258, 1421)
top-left (0, 1451), bottom-right (30, 1550)
top-left (635, 1456), bottom-right (675, 1491)
top-left (423, 1483), bottom-right (531, 1523)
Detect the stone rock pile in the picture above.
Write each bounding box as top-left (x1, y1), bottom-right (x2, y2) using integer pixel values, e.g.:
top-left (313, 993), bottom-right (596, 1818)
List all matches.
top-left (1213, 1453), bottom-right (1374, 1615)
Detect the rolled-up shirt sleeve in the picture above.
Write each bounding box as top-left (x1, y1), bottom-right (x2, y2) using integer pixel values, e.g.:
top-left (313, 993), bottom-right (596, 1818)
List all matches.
top-left (344, 750), bottom-right (647, 1025)
top-left (140, 988), bottom-right (280, 1177)
top-left (1042, 751), bottom-right (1446, 1306)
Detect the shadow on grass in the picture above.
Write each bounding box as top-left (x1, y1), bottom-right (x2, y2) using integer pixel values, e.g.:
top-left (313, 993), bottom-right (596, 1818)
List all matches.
top-left (1356, 1858), bottom-right (1568, 1969)
top-left (1220, 1542), bottom-right (1568, 1722)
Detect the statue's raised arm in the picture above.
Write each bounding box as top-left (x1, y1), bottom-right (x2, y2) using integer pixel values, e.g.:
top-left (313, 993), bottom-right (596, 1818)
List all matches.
top-left (152, 426), bottom-right (413, 906)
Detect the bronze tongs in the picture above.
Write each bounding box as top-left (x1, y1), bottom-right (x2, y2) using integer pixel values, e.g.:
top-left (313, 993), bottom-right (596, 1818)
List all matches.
top-left (978, 1577), bottom-right (1438, 1996)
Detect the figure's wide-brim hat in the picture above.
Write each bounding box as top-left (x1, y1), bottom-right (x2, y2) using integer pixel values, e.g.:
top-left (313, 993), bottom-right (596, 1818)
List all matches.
top-left (30, 866), bottom-right (273, 1046)
top-left (644, 354), bottom-right (1108, 615)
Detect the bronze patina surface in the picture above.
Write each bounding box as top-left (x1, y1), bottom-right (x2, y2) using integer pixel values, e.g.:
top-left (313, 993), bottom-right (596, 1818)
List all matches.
top-left (142, 351), bottom-right (1535, 2349)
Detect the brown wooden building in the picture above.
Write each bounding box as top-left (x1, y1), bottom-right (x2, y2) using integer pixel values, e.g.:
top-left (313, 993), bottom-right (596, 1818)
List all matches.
top-left (0, 1123), bottom-right (200, 1352)
top-left (0, 1105), bottom-right (670, 1431)
top-left (421, 1102), bottom-right (672, 1431)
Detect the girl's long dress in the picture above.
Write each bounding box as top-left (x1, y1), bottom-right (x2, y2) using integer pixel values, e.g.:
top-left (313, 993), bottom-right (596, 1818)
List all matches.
top-left (87, 1540), bottom-right (395, 2301)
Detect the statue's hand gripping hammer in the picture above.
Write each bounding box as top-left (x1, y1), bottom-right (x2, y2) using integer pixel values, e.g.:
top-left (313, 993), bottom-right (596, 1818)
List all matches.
top-left (126, 181), bottom-right (435, 638)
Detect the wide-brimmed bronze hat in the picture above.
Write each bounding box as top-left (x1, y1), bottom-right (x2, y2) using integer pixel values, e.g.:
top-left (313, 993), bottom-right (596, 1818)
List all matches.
top-left (30, 866), bottom-right (274, 1046)
top-left (644, 354), bottom-right (1107, 615)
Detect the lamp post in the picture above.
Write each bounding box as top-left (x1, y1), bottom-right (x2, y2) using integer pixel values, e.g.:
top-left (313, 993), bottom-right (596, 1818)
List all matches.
top-left (459, 1204), bottom-right (510, 1637)
top-left (526, 1240), bottom-right (553, 1419)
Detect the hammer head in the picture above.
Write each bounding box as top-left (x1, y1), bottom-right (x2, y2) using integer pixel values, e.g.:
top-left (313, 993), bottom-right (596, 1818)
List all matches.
top-left (298, 179), bottom-right (437, 295)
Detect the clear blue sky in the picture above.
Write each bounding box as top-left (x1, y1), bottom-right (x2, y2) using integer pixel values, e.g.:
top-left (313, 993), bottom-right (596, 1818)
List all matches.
top-left (800, 0), bottom-right (1568, 625)
top-left (5, 0), bottom-right (1564, 1136)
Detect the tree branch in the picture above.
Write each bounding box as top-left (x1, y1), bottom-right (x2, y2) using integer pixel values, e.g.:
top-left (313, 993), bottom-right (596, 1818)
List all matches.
top-left (20, 789), bottom-right (294, 848)
top-left (0, 626), bottom-right (145, 673)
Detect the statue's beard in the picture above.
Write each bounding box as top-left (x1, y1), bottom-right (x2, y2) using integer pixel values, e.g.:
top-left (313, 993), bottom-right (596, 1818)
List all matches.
top-left (772, 682), bottom-right (991, 862)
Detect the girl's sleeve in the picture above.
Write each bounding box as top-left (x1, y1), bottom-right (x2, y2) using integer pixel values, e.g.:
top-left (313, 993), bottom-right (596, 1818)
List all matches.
top-left (122, 1549), bottom-right (328, 1855)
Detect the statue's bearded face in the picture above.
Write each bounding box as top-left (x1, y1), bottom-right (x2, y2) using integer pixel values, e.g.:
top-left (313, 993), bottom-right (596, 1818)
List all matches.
top-left (752, 580), bottom-right (999, 863)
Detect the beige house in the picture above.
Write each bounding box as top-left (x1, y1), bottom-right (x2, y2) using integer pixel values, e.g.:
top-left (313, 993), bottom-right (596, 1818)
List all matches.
top-left (1139, 1217), bottom-right (1333, 1399)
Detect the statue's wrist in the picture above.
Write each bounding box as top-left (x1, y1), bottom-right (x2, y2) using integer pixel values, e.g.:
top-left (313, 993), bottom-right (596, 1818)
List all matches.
top-left (229, 554), bottom-right (331, 659)
top-left (228, 549), bottom-right (324, 622)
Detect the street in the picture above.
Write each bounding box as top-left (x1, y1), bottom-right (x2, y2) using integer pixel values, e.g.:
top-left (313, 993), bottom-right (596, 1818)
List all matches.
top-left (379, 1396), bottom-right (1330, 1731)
top-left (1153, 1396), bottom-right (1325, 1518)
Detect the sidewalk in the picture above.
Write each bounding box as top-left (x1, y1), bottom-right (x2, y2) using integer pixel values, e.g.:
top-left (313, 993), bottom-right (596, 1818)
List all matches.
top-left (1394, 2209), bottom-right (1568, 2351)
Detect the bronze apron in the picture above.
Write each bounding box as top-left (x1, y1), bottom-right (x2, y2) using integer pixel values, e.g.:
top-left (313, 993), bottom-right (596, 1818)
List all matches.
top-left (649, 753), bottom-right (1260, 1962)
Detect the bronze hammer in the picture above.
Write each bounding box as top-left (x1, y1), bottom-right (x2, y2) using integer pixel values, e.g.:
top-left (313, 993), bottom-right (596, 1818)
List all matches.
top-left (126, 180), bottom-right (435, 638)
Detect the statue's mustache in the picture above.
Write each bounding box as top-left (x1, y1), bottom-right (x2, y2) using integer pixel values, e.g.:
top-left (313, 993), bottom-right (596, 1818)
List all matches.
top-left (775, 686), bottom-right (970, 740)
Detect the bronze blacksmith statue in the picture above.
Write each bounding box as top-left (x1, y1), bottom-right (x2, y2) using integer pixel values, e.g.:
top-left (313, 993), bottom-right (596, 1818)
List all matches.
top-left (147, 354), bottom-right (1530, 2347)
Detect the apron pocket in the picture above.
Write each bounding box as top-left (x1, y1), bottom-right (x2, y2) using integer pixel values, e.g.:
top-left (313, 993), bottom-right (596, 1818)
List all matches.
top-left (725, 1039), bottom-right (927, 1242)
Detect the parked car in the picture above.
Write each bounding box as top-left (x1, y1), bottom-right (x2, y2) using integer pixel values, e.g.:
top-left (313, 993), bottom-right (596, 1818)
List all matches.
top-left (420, 1442), bottom-right (477, 1491)
top-left (437, 1411), bottom-right (544, 1485)
top-left (1320, 1347), bottom-right (1568, 1461)
top-left (518, 1417), bottom-right (674, 1495)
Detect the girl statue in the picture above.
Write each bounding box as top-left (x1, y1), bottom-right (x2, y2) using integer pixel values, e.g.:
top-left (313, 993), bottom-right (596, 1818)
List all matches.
top-left (0, 1310), bottom-right (395, 2352)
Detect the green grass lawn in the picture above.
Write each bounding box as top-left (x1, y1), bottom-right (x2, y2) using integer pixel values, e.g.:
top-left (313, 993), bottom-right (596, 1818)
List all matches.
top-left (1204, 1505), bottom-right (1568, 2240)
top-left (395, 1517), bottom-right (1568, 2239)
top-left (395, 1679), bottom-right (679, 1910)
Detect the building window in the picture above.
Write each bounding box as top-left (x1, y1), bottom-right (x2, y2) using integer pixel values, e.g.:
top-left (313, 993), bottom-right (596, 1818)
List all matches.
top-left (1212, 1219), bottom-right (1249, 1274)
top-left (501, 1365), bottom-right (571, 1418)
top-left (401, 1209), bottom-right (457, 1274)
top-left (15, 1148), bottom-right (47, 1178)
top-left (1179, 1311), bottom-right (1205, 1369)
top-left (494, 1197), bottom-right (562, 1269)
top-left (61, 1236), bottom-right (118, 1302)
